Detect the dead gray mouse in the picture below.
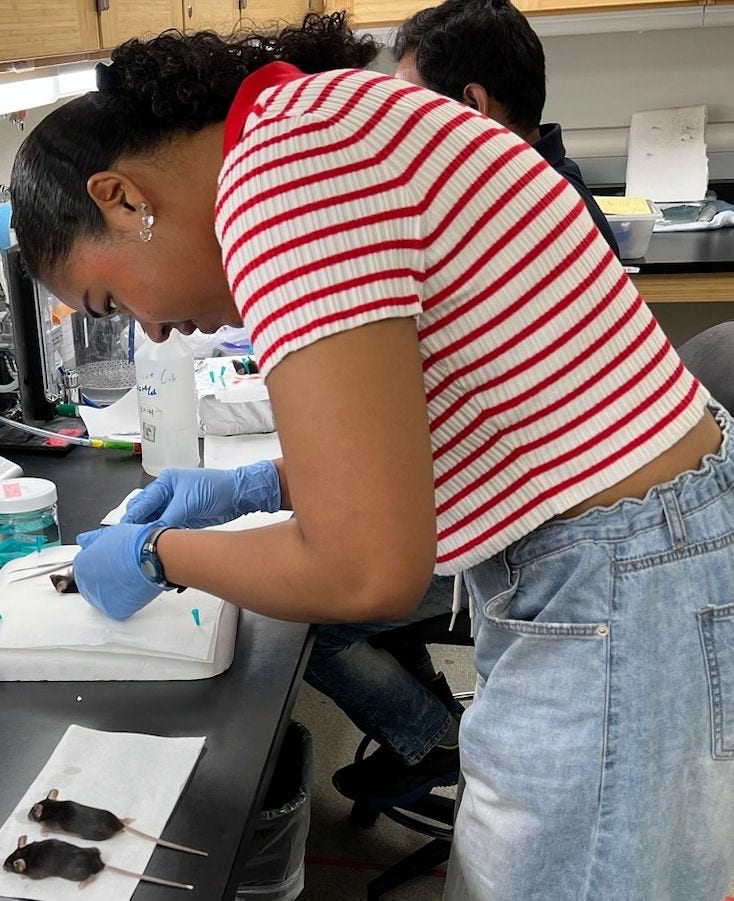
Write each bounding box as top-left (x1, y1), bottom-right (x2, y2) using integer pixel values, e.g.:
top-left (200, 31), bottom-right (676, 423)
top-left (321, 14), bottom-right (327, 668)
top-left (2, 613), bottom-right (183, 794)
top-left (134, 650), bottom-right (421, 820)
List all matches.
top-left (29, 789), bottom-right (206, 856)
top-left (3, 834), bottom-right (193, 889)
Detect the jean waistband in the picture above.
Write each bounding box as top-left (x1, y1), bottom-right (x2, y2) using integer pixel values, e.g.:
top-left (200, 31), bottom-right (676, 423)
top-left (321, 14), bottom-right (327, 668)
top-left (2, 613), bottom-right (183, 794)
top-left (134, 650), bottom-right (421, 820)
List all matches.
top-left (505, 402), bottom-right (733, 566)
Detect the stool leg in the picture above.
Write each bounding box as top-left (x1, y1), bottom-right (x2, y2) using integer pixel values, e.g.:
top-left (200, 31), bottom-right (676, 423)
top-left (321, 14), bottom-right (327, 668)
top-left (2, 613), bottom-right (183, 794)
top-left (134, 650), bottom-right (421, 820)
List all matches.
top-left (366, 837), bottom-right (451, 900)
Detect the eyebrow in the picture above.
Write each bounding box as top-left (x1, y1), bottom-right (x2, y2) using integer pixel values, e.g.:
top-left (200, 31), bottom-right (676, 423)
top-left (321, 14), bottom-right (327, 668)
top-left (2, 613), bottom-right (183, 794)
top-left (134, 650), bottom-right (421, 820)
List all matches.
top-left (82, 290), bottom-right (102, 319)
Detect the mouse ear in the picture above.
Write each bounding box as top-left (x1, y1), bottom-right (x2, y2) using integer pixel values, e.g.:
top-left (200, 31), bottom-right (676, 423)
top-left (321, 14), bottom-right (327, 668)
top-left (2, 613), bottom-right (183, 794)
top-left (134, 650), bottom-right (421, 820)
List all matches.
top-left (29, 803), bottom-right (42, 821)
top-left (47, 789), bottom-right (59, 800)
top-left (17, 836), bottom-right (27, 849)
top-left (13, 858), bottom-right (26, 873)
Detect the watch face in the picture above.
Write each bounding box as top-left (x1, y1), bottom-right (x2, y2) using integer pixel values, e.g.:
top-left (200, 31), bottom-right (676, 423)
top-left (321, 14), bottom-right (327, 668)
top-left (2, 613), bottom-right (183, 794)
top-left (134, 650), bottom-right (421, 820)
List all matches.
top-left (140, 555), bottom-right (159, 582)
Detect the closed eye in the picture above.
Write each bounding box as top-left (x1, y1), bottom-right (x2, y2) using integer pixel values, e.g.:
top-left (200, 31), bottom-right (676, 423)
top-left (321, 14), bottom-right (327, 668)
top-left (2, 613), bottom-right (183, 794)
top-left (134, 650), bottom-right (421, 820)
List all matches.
top-left (82, 291), bottom-right (117, 320)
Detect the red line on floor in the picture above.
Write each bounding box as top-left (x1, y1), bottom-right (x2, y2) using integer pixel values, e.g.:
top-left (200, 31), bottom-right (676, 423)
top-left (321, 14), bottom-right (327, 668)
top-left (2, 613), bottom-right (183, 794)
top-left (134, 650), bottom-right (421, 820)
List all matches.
top-left (306, 855), bottom-right (446, 879)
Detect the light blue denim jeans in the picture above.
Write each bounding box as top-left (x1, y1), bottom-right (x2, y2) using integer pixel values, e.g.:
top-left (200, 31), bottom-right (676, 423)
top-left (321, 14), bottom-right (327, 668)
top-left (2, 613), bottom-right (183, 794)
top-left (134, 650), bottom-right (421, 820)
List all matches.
top-left (304, 576), bottom-right (461, 762)
top-left (445, 404), bottom-right (734, 901)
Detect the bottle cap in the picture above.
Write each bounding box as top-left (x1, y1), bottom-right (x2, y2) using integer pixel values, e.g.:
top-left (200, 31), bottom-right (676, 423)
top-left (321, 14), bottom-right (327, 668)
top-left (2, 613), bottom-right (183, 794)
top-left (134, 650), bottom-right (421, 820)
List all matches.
top-left (0, 478), bottom-right (57, 513)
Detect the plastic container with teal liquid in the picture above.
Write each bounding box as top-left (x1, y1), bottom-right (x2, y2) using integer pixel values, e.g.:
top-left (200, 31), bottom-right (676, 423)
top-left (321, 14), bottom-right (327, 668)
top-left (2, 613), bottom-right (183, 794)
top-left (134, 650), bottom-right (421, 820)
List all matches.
top-left (0, 478), bottom-right (61, 568)
top-left (0, 185), bottom-right (12, 249)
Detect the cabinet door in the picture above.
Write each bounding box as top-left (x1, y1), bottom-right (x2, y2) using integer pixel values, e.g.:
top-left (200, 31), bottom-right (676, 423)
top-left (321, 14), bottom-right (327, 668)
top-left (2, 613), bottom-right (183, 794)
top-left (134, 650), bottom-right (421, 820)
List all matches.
top-left (1, 0), bottom-right (99, 63)
top-left (185, 0), bottom-right (241, 34)
top-left (99, 0), bottom-right (184, 49)
top-left (516, 0), bottom-right (701, 12)
top-left (349, 0), bottom-right (421, 28)
top-left (243, 0), bottom-right (312, 26)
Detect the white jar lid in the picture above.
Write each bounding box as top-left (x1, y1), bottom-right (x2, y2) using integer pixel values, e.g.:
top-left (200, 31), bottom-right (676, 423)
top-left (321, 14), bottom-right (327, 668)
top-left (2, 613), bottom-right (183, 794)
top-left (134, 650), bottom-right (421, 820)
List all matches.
top-left (0, 478), bottom-right (58, 513)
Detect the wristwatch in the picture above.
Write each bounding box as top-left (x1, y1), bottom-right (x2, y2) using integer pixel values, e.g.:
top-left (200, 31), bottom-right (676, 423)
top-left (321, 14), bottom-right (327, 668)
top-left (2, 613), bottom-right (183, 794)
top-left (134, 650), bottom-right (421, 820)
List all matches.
top-left (140, 526), bottom-right (185, 592)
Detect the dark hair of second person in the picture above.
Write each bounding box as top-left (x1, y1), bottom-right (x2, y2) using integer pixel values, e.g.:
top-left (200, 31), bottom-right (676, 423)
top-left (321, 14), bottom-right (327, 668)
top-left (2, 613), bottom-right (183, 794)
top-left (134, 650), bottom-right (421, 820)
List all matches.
top-left (393, 0), bottom-right (545, 136)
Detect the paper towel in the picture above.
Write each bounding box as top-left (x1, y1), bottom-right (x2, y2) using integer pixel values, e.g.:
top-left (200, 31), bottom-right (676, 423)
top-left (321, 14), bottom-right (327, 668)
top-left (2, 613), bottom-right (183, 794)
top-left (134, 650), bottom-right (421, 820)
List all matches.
top-left (0, 725), bottom-right (205, 901)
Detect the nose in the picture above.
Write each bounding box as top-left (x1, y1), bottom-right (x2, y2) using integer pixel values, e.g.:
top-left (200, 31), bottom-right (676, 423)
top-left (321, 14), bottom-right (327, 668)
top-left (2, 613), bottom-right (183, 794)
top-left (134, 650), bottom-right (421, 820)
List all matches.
top-left (140, 321), bottom-right (172, 343)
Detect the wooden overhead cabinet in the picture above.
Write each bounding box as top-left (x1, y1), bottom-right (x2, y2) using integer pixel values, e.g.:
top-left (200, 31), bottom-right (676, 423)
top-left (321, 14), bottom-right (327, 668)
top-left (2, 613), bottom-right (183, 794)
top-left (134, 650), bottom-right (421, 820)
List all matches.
top-left (0, 0), bottom-right (100, 62)
top-left (242, 0), bottom-right (312, 27)
top-left (183, 0), bottom-right (240, 34)
top-left (515, 0), bottom-right (703, 11)
top-left (351, 0), bottom-right (705, 28)
top-left (99, 0), bottom-right (184, 48)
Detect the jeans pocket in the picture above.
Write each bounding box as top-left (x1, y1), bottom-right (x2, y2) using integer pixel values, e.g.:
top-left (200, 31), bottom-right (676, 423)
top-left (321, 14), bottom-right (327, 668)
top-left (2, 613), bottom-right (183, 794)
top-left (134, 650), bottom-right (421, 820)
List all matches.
top-left (484, 570), bottom-right (608, 639)
top-left (698, 602), bottom-right (734, 759)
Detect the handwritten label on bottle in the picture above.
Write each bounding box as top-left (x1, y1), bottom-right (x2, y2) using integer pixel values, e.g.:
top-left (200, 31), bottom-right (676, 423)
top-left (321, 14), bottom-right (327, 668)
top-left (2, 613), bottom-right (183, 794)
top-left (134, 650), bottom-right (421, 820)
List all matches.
top-left (136, 367), bottom-right (178, 395)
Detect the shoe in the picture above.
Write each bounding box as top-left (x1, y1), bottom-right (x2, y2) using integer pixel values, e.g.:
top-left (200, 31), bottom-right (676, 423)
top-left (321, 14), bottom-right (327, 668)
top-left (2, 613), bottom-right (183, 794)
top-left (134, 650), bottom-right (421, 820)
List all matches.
top-left (426, 671), bottom-right (465, 720)
top-left (333, 742), bottom-right (459, 807)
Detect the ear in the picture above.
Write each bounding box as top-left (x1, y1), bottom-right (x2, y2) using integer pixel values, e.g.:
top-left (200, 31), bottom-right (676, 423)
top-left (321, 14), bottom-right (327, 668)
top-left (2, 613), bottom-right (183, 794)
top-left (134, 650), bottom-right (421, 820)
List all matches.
top-left (17, 835), bottom-right (27, 848)
top-left (462, 83), bottom-right (488, 113)
top-left (462, 83), bottom-right (509, 126)
top-left (29, 803), bottom-right (42, 820)
top-left (47, 789), bottom-right (59, 800)
top-left (13, 858), bottom-right (26, 873)
top-left (87, 171), bottom-right (149, 234)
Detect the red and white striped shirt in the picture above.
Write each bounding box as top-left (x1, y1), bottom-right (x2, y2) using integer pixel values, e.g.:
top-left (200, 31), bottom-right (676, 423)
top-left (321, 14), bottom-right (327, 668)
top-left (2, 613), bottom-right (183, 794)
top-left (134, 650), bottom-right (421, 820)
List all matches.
top-left (216, 63), bottom-right (708, 575)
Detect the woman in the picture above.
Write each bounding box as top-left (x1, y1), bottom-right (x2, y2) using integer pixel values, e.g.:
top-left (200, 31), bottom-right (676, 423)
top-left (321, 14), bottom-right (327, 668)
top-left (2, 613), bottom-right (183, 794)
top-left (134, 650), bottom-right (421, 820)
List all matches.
top-left (10, 12), bottom-right (734, 900)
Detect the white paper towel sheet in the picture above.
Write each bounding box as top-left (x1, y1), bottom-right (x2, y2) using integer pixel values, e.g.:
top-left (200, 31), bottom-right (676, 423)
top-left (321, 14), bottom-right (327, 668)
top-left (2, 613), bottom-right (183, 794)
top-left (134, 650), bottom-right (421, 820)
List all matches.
top-left (0, 725), bottom-right (205, 901)
top-left (0, 545), bottom-right (239, 681)
top-left (78, 388), bottom-right (141, 443)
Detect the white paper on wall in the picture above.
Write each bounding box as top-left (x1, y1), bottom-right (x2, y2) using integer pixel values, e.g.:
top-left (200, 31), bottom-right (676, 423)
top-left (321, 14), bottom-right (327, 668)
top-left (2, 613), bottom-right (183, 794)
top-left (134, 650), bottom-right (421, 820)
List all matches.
top-left (625, 104), bottom-right (709, 203)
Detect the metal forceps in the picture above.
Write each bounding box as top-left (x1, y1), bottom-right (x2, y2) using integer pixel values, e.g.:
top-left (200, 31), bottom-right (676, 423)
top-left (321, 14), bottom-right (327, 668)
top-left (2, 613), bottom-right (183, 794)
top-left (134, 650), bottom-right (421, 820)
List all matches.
top-left (6, 560), bottom-right (76, 582)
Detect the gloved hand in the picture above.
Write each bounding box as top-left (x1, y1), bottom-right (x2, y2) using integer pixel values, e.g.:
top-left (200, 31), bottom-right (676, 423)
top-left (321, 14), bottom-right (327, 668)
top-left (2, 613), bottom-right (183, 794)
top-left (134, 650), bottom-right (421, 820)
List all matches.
top-left (74, 522), bottom-right (168, 621)
top-left (121, 460), bottom-right (281, 529)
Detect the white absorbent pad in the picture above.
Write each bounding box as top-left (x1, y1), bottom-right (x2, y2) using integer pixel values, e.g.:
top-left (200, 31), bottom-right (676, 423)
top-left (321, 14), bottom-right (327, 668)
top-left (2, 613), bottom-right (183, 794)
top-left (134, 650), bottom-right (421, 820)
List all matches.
top-left (0, 545), bottom-right (238, 681)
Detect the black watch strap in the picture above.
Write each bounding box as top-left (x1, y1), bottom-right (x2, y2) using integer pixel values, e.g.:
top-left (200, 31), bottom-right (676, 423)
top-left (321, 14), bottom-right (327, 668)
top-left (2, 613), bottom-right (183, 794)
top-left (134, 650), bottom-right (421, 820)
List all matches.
top-left (140, 526), bottom-right (185, 592)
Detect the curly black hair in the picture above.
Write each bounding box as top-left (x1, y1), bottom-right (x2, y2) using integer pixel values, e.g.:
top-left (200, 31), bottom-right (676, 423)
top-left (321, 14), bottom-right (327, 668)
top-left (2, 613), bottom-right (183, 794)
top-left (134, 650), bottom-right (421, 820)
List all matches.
top-left (10, 12), bottom-right (379, 281)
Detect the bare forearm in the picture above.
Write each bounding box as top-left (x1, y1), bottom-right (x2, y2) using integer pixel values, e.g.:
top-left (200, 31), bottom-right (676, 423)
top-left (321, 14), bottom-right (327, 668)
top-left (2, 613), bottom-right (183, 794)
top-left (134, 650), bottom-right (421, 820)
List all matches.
top-left (156, 518), bottom-right (432, 624)
top-left (155, 319), bottom-right (438, 624)
top-left (272, 458), bottom-right (292, 510)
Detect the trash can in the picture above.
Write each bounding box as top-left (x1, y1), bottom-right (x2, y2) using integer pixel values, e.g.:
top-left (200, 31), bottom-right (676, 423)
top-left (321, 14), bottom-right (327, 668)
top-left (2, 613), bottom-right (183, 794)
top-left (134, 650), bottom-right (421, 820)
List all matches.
top-left (235, 720), bottom-right (312, 901)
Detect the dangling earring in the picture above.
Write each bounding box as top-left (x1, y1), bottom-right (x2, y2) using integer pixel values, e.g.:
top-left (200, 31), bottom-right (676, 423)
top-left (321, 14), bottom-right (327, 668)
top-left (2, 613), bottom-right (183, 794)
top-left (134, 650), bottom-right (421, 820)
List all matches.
top-left (139, 202), bottom-right (154, 243)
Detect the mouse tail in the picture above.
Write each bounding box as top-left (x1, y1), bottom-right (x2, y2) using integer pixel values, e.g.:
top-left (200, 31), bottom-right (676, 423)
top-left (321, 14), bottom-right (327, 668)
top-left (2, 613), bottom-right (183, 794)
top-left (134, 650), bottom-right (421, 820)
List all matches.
top-left (124, 825), bottom-right (208, 857)
top-left (105, 865), bottom-right (194, 889)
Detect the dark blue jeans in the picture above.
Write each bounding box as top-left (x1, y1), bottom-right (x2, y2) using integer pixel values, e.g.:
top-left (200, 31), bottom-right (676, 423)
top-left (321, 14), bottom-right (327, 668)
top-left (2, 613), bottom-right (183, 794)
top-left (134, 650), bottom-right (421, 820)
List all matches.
top-left (304, 575), bottom-right (462, 763)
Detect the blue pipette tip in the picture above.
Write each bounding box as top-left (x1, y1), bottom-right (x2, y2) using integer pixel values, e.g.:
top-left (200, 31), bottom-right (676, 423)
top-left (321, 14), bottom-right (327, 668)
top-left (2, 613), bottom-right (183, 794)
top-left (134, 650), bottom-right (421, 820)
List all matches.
top-left (191, 608), bottom-right (200, 627)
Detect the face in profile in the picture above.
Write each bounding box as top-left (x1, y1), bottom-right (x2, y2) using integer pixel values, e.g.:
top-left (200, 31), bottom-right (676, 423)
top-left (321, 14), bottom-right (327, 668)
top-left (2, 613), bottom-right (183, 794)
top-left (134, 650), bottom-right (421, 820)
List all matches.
top-left (48, 223), bottom-right (242, 341)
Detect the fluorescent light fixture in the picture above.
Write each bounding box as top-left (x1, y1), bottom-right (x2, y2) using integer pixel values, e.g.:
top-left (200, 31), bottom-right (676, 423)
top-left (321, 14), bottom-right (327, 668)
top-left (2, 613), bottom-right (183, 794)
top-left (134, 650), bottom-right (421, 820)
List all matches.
top-left (0, 62), bottom-right (99, 117)
top-left (57, 64), bottom-right (98, 97)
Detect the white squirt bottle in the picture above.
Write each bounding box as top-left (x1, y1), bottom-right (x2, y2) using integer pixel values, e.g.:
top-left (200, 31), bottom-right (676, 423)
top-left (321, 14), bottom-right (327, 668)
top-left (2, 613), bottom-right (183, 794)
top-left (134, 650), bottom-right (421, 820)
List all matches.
top-left (134, 330), bottom-right (200, 477)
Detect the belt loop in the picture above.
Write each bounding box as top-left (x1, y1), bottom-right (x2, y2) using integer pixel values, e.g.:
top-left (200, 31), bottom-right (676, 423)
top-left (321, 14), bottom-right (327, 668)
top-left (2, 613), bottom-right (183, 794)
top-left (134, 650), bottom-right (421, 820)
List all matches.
top-left (659, 485), bottom-right (687, 549)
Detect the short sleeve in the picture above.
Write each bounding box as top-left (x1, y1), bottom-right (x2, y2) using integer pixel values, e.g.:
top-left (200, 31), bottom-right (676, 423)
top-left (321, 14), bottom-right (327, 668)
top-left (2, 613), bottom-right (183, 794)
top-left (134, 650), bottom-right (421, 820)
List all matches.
top-left (217, 109), bottom-right (425, 378)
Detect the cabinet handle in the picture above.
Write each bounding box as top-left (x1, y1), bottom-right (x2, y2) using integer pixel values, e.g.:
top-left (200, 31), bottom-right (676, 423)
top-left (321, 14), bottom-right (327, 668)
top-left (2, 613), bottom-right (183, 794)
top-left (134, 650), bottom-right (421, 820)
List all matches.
top-left (96, 0), bottom-right (110, 11)
top-left (187, 4), bottom-right (193, 17)
top-left (239, 0), bottom-right (247, 8)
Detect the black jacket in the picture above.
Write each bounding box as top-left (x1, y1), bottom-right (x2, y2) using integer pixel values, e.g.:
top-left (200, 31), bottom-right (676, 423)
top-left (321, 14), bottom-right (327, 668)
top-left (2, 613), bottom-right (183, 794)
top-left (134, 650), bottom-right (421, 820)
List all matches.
top-left (535, 123), bottom-right (620, 258)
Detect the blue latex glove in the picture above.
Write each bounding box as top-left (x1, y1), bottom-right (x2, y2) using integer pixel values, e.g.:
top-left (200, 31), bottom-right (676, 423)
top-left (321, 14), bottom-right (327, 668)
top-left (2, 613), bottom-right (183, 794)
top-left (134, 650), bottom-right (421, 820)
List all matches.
top-left (120, 460), bottom-right (281, 529)
top-left (75, 522), bottom-right (169, 621)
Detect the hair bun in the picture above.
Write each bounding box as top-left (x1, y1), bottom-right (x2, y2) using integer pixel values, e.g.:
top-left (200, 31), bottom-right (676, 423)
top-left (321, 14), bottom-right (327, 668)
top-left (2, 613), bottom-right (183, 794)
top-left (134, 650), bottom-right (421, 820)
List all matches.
top-left (95, 61), bottom-right (122, 94)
